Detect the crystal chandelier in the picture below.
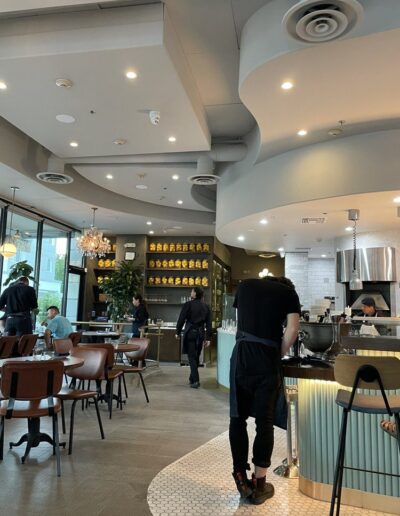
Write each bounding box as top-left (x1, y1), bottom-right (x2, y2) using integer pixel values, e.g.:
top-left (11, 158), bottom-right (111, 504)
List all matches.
top-left (76, 207), bottom-right (111, 259)
top-left (0, 186), bottom-right (19, 258)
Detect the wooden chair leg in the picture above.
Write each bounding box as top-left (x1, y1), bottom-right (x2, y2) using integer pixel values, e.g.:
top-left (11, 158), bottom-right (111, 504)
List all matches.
top-left (138, 372), bottom-right (149, 403)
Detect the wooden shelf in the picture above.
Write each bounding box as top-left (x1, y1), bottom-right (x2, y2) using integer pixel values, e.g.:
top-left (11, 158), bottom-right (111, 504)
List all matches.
top-left (147, 251), bottom-right (210, 255)
top-left (146, 268), bottom-right (209, 272)
top-left (146, 285), bottom-right (209, 288)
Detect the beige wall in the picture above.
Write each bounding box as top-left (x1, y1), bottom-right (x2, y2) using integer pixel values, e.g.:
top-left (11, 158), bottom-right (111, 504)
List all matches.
top-left (229, 247), bottom-right (284, 283)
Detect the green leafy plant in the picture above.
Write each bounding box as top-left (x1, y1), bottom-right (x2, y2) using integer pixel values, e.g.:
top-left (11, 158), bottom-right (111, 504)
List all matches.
top-left (100, 261), bottom-right (143, 322)
top-left (3, 260), bottom-right (36, 286)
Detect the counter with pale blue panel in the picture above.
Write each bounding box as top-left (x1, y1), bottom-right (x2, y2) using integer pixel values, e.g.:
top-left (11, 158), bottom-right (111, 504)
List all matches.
top-left (217, 328), bottom-right (400, 513)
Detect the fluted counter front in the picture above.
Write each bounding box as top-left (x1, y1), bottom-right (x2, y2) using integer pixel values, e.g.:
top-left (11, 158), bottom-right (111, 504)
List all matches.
top-left (217, 329), bottom-right (400, 513)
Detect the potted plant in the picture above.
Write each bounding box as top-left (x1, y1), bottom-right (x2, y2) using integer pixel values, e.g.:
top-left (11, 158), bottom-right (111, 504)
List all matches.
top-left (100, 261), bottom-right (143, 322)
top-left (3, 260), bottom-right (36, 286)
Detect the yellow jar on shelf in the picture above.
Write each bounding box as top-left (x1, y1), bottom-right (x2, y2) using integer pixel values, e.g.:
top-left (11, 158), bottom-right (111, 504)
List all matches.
top-left (176, 242), bottom-right (183, 252)
top-left (168, 259), bottom-right (175, 268)
top-left (188, 259), bottom-right (195, 269)
top-left (104, 259), bottom-right (112, 268)
top-left (98, 259), bottom-right (105, 268)
top-left (168, 276), bottom-right (174, 285)
top-left (202, 243), bottom-right (210, 253)
top-left (182, 277), bottom-right (189, 286)
top-left (189, 243), bottom-right (196, 252)
top-left (148, 276), bottom-right (155, 285)
top-left (111, 259), bottom-right (116, 268)
top-left (162, 276), bottom-right (168, 285)
top-left (182, 243), bottom-right (189, 252)
top-left (175, 259), bottom-right (182, 268)
top-left (202, 259), bottom-right (208, 269)
top-left (162, 259), bottom-right (169, 268)
top-left (156, 242), bottom-right (163, 252)
top-left (196, 243), bottom-right (203, 252)
top-left (175, 277), bottom-right (181, 285)
top-left (195, 259), bottom-right (202, 269)
top-left (182, 259), bottom-right (188, 269)
top-left (188, 277), bottom-right (195, 286)
top-left (156, 259), bottom-right (162, 268)
top-left (163, 243), bottom-right (169, 252)
top-left (97, 276), bottom-right (103, 284)
top-left (149, 242), bottom-right (156, 252)
top-left (149, 260), bottom-right (155, 268)
top-left (169, 243), bottom-right (176, 252)
top-left (202, 276), bottom-right (209, 287)
top-left (155, 276), bottom-right (162, 285)
top-left (195, 276), bottom-right (201, 286)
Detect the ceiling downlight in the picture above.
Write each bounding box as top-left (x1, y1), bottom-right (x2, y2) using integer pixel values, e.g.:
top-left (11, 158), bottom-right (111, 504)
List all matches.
top-left (282, 0), bottom-right (363, 44)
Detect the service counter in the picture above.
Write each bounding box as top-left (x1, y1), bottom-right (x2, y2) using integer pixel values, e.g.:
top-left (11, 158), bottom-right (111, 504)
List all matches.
top-left (217, 328), bottom-right (400, 513)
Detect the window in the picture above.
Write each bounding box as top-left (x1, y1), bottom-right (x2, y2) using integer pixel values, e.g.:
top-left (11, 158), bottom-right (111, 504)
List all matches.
top-left (69, 231), bottom-right (83, 267)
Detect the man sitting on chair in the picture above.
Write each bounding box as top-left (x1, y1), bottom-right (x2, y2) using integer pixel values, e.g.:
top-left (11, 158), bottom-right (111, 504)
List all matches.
top-left (42, 306), bottom-right (73, 344)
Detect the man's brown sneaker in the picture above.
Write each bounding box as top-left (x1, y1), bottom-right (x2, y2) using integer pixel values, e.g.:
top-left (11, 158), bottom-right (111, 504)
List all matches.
top-left (249, 474), bottom-right (275, 505)
top-left (232, 471), bottom-right (252, 499)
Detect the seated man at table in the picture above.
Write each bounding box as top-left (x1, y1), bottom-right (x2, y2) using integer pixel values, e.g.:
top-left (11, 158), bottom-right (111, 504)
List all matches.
top-left (42, 306), bottom-right (73, 342)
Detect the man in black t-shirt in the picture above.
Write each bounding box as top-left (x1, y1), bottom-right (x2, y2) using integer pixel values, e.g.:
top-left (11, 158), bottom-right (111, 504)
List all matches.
top-left (229, 277), bottom-right (300, 505)
top-left (0, 277), bottom-right (38, 336)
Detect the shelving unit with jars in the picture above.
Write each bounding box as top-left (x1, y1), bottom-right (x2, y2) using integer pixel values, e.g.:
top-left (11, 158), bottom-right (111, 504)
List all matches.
top-left (90, 245), bottom-right (117, 319)
top-left (212, 259), bottom-right (230, 329)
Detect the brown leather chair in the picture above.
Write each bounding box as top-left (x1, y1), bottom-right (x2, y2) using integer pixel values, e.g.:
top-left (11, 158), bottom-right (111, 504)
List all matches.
top-left (114, 338), bottom-right (150, 403)
top-left (0, 336), bottom-right (18, 358)
top-left (17, 334), bottom-right (38, 356)
top-left (68, 332), bottom-right (81, 346)
top-left (54, 338), bottom-right (74, 354)
top-left (57, 347), bottom-right (106, 454)
top-left (79, 343), bottom-right (123, 419)
top-left (0, 360), bottom-right (64, 476)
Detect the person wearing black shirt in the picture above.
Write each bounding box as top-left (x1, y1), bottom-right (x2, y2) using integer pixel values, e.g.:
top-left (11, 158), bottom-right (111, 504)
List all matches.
top-left (0, 276), bottom-right (38, 336)
top-left (131, 294), bottom-right (149, 338)
top-left (176, 287), bottom-right (212, 388)
top-left (230, 277), bottom-right (300, 505)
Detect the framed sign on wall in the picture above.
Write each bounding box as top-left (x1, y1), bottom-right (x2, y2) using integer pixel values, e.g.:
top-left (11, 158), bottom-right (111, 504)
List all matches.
top-left (125, 251), bottom-right (136, 261)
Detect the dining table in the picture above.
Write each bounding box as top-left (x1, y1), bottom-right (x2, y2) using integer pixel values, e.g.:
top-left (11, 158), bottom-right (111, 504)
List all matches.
top-left (0, 355), bottom-right (85, 460)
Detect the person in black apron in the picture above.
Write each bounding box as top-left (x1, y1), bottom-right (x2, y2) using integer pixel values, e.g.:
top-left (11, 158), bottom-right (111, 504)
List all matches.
top-left (131, 294), bottom-right (149, 338)
top-left (176, 287), bottom-right (212, 388)
top-left (229, 277), bottom-right (300, 505)
top-left (0, 276), bottom-right (38, 336)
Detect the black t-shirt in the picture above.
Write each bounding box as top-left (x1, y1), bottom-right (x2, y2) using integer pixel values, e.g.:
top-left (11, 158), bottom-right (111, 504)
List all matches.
top-left (233, 278), bottom-right (301, 344)
top-left (0, 282), bottom-right (38, 315)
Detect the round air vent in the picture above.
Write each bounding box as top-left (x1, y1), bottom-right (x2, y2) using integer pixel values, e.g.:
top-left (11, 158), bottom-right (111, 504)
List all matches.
top-left (188, 174), bottom-right (220, 186)
top-left (259, 253), bottom-right (277, 259)
top-left (282, 0), bottom-right (363, 43)
top-left (36, 172), bottom-right (74, 185)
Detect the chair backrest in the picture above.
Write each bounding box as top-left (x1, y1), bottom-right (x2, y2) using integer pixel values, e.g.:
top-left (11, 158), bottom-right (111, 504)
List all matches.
top-left (0, 336), bottom-right (18, 358)
top-left (67, 347), bottom-right (107, 380)
top-left (127, 337), bottom-right (150, 361)
top-left (335, 355), bottom-right (400, 390)
top-left (17, 334), bottom-right (38, 356)
top-left (78, 343), bottom-right (114, 368)
top-left (54, 338), bottom-right (74, 354)
top-left (1, 360), bottom-right (64, 400)
top-left (68, 332), bottom-right (81, 346)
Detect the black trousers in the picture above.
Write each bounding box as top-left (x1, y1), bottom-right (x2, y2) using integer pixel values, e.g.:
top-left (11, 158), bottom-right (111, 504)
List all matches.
top-left (186, 329), bottom-right (202, 384)
top-left (229, 342), bottom-right (280, 472)
top-left (5, 316), bottom-right (33, 336)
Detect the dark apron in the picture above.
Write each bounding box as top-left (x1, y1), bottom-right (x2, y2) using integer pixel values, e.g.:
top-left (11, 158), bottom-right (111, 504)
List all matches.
top-left (182, 322), bottom-right (204, 354)
top-left (229, 330), bottom-right (287, 430)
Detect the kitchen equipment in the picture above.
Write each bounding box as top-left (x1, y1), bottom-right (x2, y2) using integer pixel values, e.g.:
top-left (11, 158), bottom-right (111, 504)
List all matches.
top-left (299, 322), bottom-right (334, 355)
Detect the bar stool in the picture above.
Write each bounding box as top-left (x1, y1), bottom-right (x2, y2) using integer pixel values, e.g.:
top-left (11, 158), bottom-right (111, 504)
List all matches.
top-left (330, 355), bottom-right (400, 516)
top-left (274, 384), bottom-right (299, 478)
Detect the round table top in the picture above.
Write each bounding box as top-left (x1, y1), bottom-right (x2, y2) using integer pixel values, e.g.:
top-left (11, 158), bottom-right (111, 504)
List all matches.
top-left (0, 355), bottom-right (85, 371)
top-left (113, 343), bottom-right (140, 353)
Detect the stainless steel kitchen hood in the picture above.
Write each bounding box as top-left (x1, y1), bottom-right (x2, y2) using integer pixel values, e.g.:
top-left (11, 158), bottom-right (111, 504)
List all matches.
top-left (337, 247), bottom-right (396, 282)
top-left (350, 292), bottom-right (390, 311)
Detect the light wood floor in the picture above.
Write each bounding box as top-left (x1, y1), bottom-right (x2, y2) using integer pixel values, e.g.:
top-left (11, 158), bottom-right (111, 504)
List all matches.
top-left (0, 365), bottom-right (229, 516)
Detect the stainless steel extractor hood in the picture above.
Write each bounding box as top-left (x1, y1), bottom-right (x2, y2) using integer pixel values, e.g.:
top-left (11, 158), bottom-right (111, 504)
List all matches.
top-left (337, 247), bottom-right (396, 282)
top-left (350, 292), bottom-right (390, 311)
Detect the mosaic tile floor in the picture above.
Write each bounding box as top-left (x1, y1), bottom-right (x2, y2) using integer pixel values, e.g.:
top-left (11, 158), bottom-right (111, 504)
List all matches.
top-left (147, 421), bottom-right (392, 516)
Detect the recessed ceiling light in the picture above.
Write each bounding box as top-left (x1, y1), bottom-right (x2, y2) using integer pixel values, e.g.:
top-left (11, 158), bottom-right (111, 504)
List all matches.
top-left (113, 138), bottom-right (127, 146)
top-left (237, 235), bottom-right (245, 242)
top-left (149, 230), bottom-right (154, 235)
top-left (393, 196), bottom-right (400, 203)
top-left (259, 219), bottom-right (268, 225)
top-left (345, 226), bottom-right (353, 232)
top-left (281, 81), bottom-right (293, 90)
top-left (106, 174), bottom-right (113, 180)
top-left (321, 254), bottom-right (327, 258)
top-left (136, 184), bottom-right (148, 190)
top-left (172, 174), bottom-right (179, 180)
top-left (56, 114), bottom-right (75, 124)
top-left (69, 141), bottom-right (78, 148)
top-left (126, 71), bottom-right (138, 80)
top-left (278, 247), bottom-right (284, 252)
top-left (173, 226), bottom-right (182, 230)
top-left (55, 78), bottom-right (73, 88)
top-left (248, 229), bottom-right (255, 232)
top-left (168, 136), bottom-right (176, 143)
top-left (177, 200), bottom-right (183, 205)
top-left (0, 81), bottom-right (7, 90)
top-left (297, 129), bottom-right (307, 137)
top-left (146, 221), bottom-right (152, 226)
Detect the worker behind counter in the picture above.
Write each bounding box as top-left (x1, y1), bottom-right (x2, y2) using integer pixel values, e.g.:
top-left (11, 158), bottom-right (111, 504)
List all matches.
top-left (359, 297), bottom-right (388, 336)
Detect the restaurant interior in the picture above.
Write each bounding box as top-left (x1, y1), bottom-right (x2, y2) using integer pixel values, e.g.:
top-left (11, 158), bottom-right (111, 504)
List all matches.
top-left (0, 0), bottom-right (400, 514)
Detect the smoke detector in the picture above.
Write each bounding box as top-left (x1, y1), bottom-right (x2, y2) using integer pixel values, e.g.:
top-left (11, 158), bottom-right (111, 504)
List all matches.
top-left (328, 119), bottom-right (345, 136)
top-left (149, 110), bottom-right (160, 125)
top-left (37, 172), bottom-right (73, 185)
top-left (188, 174), bottom-right (220, 186)
top-left (282, 0), bottom-right (363, 44)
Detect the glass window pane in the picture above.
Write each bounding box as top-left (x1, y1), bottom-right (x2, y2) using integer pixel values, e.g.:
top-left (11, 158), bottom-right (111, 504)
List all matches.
top-left (69, 231), bottom-right (83, 267)
top-left (1, 211), bottom-right (38, 295)
top-left (66, 272), bottom-right (81, 321)
top-left (38, 224), bottom-right (67, 320)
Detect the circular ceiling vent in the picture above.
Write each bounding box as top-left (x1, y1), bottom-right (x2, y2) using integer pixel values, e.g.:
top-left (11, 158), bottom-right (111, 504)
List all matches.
top-left (188, 174), bottom-right (220, 186)
top-left (282, 0), bottom-right (363, 43)
top-left (36, 172), bottom-right (74, 185)
top-left (259, 253), bottom-right (277, 259)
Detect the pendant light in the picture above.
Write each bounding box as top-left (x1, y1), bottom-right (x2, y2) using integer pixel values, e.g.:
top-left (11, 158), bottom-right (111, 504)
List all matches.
top-left (0, 186), bottom-right (19, 258)
top-left (76, 207), bottom-right (111, 259)
top-left (348, 209), bottom-right (363, 290)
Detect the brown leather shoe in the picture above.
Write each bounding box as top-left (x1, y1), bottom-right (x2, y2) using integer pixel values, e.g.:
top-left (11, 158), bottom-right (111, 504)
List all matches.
top-left (249, 474), bottom-right (274, 505)
top-left (232, 471), bottom-right (252, 499)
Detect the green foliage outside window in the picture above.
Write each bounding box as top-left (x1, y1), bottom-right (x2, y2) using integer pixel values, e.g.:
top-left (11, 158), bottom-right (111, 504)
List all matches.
top-left (37, 292), bottom-right (63, 321)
